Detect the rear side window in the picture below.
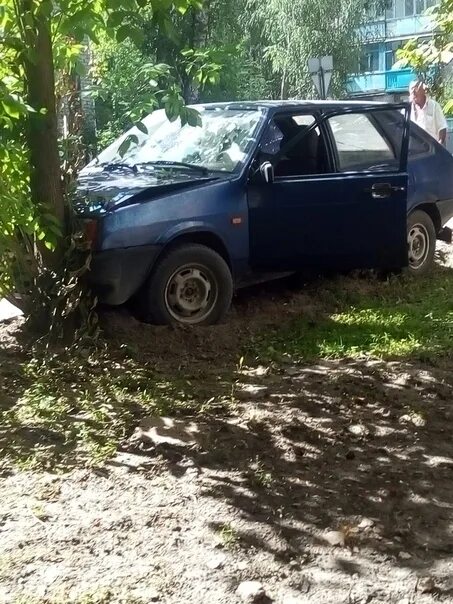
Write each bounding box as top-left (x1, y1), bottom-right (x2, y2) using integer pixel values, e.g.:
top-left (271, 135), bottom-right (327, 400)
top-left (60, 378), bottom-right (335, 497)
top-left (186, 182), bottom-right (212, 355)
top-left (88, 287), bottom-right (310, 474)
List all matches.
top-left (328, 113), bottom-right (396, 172)
top-left (409, 129), bottom-right (432, 157)
top-left (376, 110), bottom-right (433, 159)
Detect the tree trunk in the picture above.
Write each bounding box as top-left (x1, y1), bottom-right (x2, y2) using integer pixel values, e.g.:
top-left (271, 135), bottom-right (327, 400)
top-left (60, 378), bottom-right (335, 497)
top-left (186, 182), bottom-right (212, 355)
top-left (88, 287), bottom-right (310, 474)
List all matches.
top-left (280, 67), bottom-right (287, 100)
top-left (183, 7), bottom-right (209, 103)
top-left (22, 2), bottom-right (65, 242)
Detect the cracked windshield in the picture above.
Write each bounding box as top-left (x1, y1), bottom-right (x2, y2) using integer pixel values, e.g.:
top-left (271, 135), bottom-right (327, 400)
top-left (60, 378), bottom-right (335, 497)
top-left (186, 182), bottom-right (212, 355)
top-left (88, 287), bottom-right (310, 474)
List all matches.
top-left (92, 108), bottom-right (264, 173)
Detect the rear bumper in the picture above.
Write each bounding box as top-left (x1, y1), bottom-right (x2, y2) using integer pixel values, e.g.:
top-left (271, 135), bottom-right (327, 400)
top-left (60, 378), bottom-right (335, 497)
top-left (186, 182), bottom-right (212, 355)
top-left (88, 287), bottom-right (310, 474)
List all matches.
top-left (438, 226), bottom-right (452, 243)
top-left (87, 245), bottom-right (161, 305)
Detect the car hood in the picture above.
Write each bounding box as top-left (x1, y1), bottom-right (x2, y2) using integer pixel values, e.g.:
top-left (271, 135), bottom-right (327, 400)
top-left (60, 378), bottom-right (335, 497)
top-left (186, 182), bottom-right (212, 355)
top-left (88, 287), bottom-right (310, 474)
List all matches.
top-left (75, 166), bottom-right (221, 216)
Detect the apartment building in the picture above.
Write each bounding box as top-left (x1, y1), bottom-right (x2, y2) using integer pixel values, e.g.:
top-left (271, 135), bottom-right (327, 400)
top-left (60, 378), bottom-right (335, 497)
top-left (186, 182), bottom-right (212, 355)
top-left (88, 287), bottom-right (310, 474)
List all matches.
top-left (347, 0), bottom-right (438, 101)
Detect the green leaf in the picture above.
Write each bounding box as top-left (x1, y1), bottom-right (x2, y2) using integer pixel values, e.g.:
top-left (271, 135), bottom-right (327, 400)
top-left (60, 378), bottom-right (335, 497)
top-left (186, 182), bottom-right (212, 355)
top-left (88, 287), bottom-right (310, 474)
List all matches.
top-left (107, 0), bottom-right (130, 9)
top-left (135, 122), bottom-right (148, 134)
top-left (107, 11), bottom-right (126, 28)
top-left (129, 27), bottom-right (145, 46)
top-left (165, 101), bottom-right (180, 122)
top-left (444, 99), bottom-right (453, 115)
top-left (185, 108), bottom-right (202, 127)
top-left (116, 25), bottom-right (132, 43)
top-left (2, 97), bottom-right (28, 119)
top-left (118, 134), bottom-right (139, 157)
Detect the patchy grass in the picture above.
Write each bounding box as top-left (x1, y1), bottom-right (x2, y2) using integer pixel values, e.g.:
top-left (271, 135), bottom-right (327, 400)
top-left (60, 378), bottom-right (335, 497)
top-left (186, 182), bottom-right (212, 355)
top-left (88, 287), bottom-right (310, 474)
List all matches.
top-left (1, 262), bottom-right (453, 470)
top-left (0, 346), bottom-right (233, 470)
top-left (258, 267), bottom-right (453, 362)
top-left (216, 522), bottom-right (240, 549)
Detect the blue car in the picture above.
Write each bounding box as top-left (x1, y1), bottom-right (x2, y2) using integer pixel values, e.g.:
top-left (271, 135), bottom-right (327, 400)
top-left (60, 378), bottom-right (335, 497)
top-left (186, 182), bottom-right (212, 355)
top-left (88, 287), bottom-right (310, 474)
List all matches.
top-left (77, 101), bottom-right (453, 325)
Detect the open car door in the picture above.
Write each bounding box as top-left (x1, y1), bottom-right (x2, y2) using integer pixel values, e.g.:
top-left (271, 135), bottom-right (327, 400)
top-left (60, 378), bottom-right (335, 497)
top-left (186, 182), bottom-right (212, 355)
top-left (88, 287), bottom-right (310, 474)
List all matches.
top-left (248, 103), bottom-right (411, 272)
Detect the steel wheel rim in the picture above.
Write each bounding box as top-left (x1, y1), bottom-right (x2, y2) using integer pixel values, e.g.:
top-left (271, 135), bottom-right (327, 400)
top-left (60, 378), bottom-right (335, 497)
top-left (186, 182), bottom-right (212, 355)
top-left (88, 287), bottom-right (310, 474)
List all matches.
top-left (164, 264), bottom-right (218, 324)
top-left (408, 223), bottom-right (429, 269)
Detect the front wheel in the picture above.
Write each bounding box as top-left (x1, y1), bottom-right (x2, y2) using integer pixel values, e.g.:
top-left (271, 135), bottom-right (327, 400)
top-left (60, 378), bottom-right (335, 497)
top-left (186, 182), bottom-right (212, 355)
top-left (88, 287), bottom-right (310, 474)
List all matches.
top-left (143, 244), bottom-right (233, 325)
top-left (407, 210), bottom-right (436, 275)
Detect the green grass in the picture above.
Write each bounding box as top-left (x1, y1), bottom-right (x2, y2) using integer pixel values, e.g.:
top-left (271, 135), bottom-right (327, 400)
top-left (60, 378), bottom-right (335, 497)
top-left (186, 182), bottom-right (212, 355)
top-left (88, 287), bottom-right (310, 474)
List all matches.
top-left (0, 346), bottom-right (232, 470)
top-left (216, 522), bottom-right (240, 548)
top-left (259, 268), bottom-right (453, 362)
top-left (1, 264), bottom-right (452, 470)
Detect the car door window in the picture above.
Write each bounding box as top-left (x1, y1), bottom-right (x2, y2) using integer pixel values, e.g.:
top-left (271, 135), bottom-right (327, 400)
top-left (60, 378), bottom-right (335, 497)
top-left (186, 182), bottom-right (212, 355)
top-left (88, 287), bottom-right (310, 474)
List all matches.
top-left (377, 109), bottom-right (433, 159)
top-left (328, 113), bottom-right (397, 172)
top-left (259, 113), bottom-right (329, 177)
top-left (408, 131), bottom-right (432, 158)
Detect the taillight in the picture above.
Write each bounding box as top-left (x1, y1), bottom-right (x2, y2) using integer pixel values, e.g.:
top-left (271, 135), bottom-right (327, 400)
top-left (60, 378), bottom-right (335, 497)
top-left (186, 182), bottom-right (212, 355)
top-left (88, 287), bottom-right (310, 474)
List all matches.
top-left (84, 220), bottom-right (98, 248)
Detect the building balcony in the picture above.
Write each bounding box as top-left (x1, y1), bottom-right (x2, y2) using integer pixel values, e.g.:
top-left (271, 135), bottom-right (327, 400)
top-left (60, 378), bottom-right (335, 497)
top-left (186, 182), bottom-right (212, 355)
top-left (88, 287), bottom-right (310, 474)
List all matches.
top-left (359, 15), bottom-right (435, 42)
top-left (347, 68), bottom-right (415, 96)
top-left (386, 15), bottom-right (435, 39)
top-left (360, 21), bottom-right (386, 43)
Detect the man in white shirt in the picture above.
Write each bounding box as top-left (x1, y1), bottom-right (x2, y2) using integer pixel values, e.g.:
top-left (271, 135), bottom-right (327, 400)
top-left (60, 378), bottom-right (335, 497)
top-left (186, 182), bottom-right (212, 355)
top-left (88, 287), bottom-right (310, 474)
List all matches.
top-left (409, 80), bottom-right (447, 145)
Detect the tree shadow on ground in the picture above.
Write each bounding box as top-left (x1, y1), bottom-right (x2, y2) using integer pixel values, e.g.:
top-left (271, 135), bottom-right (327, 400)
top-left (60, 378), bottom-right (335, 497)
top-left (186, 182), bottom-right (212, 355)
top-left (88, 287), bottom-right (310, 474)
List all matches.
top-left (1, 261), bottom-right (453, 589)
top-left (133, 355), bottom-right (453, 581)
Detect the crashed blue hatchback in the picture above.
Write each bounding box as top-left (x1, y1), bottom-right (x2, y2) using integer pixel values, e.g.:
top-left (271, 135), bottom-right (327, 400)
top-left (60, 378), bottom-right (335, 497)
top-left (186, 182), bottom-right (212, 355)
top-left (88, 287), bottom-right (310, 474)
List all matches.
top-left (76, 101), bottom-right (453, 325)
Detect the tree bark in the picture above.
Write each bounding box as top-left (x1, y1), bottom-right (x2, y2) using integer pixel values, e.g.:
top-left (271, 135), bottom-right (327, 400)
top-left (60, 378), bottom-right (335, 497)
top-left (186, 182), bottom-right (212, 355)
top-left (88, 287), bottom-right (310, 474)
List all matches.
top-left (182, 7), bottom-right (209, 103)
top-left (22, 2), bottom-right (65, 239)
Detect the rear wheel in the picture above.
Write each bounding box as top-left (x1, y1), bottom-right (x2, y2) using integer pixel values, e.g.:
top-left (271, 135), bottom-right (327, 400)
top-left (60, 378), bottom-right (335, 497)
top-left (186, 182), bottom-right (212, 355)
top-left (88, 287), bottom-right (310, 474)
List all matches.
top-left (143, 244), bottom-right (233, 325)
top-left (407, 210), bottom-right (436, 275)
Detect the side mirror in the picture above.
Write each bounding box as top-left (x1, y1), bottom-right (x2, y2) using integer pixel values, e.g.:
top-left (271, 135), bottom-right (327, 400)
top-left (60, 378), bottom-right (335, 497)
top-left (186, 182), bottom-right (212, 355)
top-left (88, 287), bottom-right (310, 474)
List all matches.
top-left (260, 161), bottom-right (274, 184)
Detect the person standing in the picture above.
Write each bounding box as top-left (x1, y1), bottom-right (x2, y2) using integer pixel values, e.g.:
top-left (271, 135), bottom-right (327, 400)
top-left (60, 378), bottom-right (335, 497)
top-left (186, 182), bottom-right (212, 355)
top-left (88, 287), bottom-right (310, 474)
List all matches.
top-left (409, 80), bottom-right (447, 146)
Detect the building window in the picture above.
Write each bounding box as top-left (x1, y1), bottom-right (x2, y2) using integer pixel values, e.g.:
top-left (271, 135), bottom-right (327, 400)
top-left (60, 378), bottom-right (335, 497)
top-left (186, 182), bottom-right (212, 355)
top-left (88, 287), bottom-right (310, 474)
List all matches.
top-left (405, 0), bottom-right (415, 16)
top-left (404, 0), bottom-right (438, 16)
top-left (385, 40), bottom-right (403, 70)
top-left (385, 0), bottom-right (396, 18)
top-left (360, 44), bottom-right (380, 72)
top-left (385, 50), bottom-right (395, 70)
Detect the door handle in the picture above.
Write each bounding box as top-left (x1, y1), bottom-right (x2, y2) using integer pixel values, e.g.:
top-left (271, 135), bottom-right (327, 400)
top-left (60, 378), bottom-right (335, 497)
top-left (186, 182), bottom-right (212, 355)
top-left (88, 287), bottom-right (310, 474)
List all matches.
top-left (368, 183), bottom-right (405, 199)
top-left (370, 183), bottom-right (392, 198)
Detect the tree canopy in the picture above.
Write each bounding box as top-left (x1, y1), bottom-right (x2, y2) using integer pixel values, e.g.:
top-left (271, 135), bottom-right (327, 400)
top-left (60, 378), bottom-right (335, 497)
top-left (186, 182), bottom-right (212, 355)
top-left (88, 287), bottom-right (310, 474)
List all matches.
top-left (396, 0), bottom-right (453, 113)
top-left (0, 0), bottom-right (382, 335)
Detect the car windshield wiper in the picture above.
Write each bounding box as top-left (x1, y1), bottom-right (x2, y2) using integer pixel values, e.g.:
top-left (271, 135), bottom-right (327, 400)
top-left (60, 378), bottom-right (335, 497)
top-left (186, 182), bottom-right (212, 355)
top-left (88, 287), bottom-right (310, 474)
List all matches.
top-left (135, 160), bottom-right (209, 175)
top-left (101, 162), bottom-right (138, 174)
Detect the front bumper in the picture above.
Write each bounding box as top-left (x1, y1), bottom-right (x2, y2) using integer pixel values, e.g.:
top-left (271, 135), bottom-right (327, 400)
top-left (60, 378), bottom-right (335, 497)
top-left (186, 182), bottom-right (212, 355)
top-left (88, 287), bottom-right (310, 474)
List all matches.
top-left (87, 244), bottom-right (161, 305)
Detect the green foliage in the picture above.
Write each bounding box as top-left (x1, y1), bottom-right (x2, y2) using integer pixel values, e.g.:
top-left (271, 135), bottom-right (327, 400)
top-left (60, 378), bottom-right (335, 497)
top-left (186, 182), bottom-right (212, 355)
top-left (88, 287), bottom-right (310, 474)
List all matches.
top-left (93, 0), bottom-right (281, 143)
top-left (1, 344), bottom-right (231, 469)
top-left (98, 0), bottom-right (377, 143)
top-left (396, 0), bottom-right (453, 110)
top-left (181, 47), bottom-right (223, 87)
top-left (217, 523), bottom-right (240, 548)
top-left (0, 0), bottom-right (198, 331)
top-left (3, 263), bottom-right (453, 470)
top-left (258, 268), bottom-right (453, 362)
top-left (92, 38), bottom-right (161, 146)
top-left (92, 36), bottom-right (210, 148)
top-left (0, 60), bottom-right (55, 297)
top-left (244, 0), bottom-right (370, 99)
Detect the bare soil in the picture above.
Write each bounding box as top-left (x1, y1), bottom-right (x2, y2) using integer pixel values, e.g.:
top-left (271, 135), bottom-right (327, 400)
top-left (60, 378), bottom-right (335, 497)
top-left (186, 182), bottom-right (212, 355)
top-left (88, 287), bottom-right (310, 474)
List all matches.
top-left (1, 252), bottom-right (453, 604)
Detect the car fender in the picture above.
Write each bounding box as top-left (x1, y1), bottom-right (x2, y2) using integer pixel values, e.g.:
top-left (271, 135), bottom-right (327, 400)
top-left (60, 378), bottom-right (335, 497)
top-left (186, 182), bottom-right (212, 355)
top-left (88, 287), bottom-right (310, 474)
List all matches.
top-left (156, 220), bottom-right (226, 247)
top-left (154, 221), bottom-right (235, 270)
top-left (408, 202), bottom-right (442, 233)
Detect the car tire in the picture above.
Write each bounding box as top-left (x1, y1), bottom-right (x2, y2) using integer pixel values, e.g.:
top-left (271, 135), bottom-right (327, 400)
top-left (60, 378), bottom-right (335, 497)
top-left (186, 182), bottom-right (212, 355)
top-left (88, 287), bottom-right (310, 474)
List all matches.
top-left (407, 210), bottom-right (436, 276)
top-left (142, 244), bottom-right (233, 325)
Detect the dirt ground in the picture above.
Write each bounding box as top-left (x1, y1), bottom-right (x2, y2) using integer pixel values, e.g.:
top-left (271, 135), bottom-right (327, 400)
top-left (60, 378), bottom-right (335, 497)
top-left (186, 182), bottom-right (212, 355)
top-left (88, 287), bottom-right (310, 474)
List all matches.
top-left (1, 251), bottom-right (453, 604)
